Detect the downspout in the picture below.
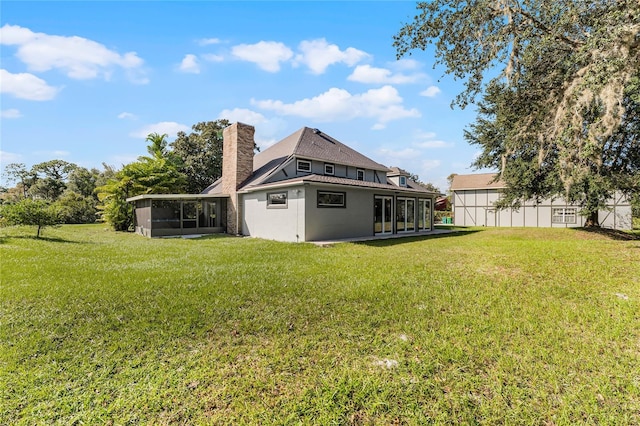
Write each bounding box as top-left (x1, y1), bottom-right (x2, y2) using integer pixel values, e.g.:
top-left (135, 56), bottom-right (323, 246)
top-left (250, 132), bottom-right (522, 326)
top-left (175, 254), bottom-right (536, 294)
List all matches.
top-left (236, 192), bottom-right (241, 236)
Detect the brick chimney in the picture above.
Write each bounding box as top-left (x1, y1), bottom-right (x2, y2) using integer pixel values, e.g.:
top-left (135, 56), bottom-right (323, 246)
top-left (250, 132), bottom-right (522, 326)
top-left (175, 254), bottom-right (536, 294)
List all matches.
top-left (222, 122), bottom-right (255, 235)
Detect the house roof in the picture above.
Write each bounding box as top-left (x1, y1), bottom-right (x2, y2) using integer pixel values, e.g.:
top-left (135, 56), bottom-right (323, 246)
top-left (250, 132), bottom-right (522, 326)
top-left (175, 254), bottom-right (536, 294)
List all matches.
top-left (254, 127), bottom-right (390, 172)
top-left (202, 126), bottom-right (437, 196)
top-left (450, 173), bottom-right (505, 191)
top-left (387, 167), bottom-right (410, 177)
top-left (127, 193), bottom-right (229, 202)
top-left (238, 173), bottom-right (438, 194)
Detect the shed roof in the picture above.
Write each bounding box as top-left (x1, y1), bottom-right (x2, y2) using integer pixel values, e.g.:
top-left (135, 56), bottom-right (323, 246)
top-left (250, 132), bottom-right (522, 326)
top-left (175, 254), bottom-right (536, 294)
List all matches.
top-left (450, 173), bottom-right (506, 190)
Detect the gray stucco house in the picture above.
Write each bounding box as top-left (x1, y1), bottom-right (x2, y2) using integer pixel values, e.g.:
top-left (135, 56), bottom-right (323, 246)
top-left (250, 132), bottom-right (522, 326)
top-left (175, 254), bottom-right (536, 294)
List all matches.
top-left (451, 173), bottom-right (632, 229)
top-left (128, 122), bottom-right (439, 242)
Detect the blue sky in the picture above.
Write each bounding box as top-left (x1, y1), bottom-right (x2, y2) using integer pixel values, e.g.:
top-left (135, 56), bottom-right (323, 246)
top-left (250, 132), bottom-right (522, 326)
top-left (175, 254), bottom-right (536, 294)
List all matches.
top-left (1, 1), bottom-right (489, 191)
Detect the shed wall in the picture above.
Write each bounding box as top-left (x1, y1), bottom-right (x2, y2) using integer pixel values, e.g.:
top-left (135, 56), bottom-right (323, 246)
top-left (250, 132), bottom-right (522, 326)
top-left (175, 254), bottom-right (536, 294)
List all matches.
top-left (452, 189), bottom-right (632, 230)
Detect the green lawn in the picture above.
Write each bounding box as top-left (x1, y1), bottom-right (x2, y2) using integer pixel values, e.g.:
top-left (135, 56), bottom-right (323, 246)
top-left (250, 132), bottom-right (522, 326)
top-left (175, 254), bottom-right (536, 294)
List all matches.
top-left (1, 224), bottom-right (639, 425)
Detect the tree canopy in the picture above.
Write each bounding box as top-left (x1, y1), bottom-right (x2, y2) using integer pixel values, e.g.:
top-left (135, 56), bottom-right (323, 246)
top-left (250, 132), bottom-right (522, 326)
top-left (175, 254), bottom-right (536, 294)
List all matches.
top-left (96, 134), bottom-right (187, 231)
top-left (0, 198), bottom-right (62, 238)
top-left (171, 120), bottom-right (230, 193)
top-left (395, 0), bottom-right (640, 225)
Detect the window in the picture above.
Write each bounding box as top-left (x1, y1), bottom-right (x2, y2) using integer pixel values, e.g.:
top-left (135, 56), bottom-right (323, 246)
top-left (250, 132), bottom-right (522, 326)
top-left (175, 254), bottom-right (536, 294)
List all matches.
top-left (552, 208), bottom-right (577, 224)
top-left (297, 160), bottom-right (311, 172)
top-left (399, 176), bottom-right (407, 187)
top-left (267, 192), bottom-right (288, 208)
top-left (317, 191), bottom-right (346, 208)
top-left (356, 169), bottom-right (365, 181)
top-left (152, 200), bottom-right (181, 229)
top-left (324, 163), bottom-right (335, 175)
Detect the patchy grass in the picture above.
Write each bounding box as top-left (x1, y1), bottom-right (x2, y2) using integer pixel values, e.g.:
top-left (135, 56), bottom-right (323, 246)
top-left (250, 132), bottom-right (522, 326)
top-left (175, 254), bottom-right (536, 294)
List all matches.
top-left (1, 224), bottom-right (639, 424)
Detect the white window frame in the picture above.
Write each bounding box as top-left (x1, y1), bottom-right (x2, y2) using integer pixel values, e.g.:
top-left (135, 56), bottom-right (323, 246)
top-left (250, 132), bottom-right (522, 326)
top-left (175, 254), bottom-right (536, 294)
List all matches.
top-left (324, 163), bottom-right (335, 175)
top-left (552, 208), bottom-right (577, 224)
top-left (356, 169), bottom-right (365, 181)
top-left (267, 191), bottom-right (288, 208)
top-left (297, 160), bottom-right (311, 173)
top-left (399, 176), bottom-right (407, 187)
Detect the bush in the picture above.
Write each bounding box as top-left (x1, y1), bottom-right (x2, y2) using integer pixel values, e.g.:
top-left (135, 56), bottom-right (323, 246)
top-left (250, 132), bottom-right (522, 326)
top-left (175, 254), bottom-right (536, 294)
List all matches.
top-left (0, 198), bottom-right (62, 237)
top-left (56, 192), bottom-right (97, 224)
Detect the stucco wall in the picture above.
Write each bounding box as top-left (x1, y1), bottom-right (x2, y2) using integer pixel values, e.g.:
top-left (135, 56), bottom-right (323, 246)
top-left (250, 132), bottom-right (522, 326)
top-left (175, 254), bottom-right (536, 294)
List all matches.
top-left (304, 186), bottom-right (376, 241)
top-left (453, 189), bottom-right (632, 230)
top-left (242, 186), bottom-right (306, 242)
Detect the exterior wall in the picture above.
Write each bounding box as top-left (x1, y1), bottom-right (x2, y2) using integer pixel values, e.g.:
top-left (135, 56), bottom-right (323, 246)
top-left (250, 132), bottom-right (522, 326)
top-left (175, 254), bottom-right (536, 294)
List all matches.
top-left (304, 186), bottom-right (375, 241)
top-left (452, 189), bottom-right (632, 230)
top-left (242, 184), bottom-right (436, 242)
top-left (242, 186), bottom-right (306, 242)
top-left (268, 157), bottom-right (383, 185)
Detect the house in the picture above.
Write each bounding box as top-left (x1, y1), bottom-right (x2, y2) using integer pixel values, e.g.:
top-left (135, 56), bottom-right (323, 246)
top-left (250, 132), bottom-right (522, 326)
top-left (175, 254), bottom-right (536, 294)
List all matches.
top-left (128, 122), bottom-right (439, 242)
top-left (451, 173), bottom-right (632, 229)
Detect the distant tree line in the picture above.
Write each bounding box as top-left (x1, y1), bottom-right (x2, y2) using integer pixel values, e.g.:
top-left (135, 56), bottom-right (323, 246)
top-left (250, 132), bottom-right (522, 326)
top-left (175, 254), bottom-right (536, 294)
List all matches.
top-left (1, 120), bottom-right (236, 235)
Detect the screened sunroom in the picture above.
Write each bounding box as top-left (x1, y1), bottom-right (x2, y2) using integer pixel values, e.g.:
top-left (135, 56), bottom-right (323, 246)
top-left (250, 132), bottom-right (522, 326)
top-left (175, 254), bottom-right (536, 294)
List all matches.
top-left (127, 194), bottom-right (228, 237)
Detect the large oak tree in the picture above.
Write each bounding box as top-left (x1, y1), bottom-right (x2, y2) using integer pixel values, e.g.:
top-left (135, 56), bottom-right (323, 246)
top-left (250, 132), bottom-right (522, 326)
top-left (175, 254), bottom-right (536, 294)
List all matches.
top-left (395, 0), bottom-right (640, 225)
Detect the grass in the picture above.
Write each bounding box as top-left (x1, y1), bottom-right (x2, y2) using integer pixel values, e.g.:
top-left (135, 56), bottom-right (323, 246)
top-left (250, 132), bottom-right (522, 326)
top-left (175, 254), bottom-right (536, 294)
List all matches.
top-left (1, 224), bottom-right (639, 425)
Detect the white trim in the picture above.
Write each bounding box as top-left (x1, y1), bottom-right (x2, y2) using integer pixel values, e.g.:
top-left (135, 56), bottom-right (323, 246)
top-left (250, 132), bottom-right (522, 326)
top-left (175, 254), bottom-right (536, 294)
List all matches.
top-left (324, 163), bottom-right (335, 175)
top-left (297, 159), bottom-right (311, 172)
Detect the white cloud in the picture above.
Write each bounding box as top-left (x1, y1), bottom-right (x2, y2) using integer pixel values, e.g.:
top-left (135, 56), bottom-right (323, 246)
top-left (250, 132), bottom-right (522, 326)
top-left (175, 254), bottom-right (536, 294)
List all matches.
top-left (130, 121), bottom-right (189, 139)
top-left (217, 108), bottom-right (287, 150)
top-left (1, 108), bottom-right (22, 118)
top-left (376, 147), bottom-right (422, 160)
top-left (0, 69), bottom-right (60, 100)
top-left (231, 41), bottom-right (293, 72)
top-left (218, 108), bottom-right (267, 125)
top-left (202, 53), bottom-right (224, 62)
top-left (420, 86), bottom-right (441, 97)
top-left (347, 64), bottom-right (425, 84)
top-left (391, 59), bottom-right (422, 71)
top-left (0, 150), bottom-right (22, 165)
top-left (415, 140), bottom-right (451, 148)
top-left (0, 24), bottom-right (147, 82)
top-left (412, 130), bottom-right (453, 149)
top-left (252, 85), bottom-right (419, 129)
top-left (293, 38), bottom-right (369, 74)
top-left (178, 54), bottom-right (200, 74)
top-left (422, 159), bottom-right (442, 171)
top-left (198, 38), bottom-right (221, 46)
top-left (117, 112), bottom-right (137, 120)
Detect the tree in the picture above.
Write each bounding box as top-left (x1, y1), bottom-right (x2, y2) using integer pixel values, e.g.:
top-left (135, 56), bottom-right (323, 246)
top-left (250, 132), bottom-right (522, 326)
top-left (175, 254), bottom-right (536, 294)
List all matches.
top-left (446, 173), bottom-right (458, 195)
top-left (0, 198), bottom-right (62, 238)
top-left (29, 160), bottom-right (77, 201)
top-left (96, 138), bottom-right (187, 231)
top-left (395, 0), bottom-right (640, 226)
top-left (171, 120), bottom-right (230, 193)
top-left (3, 163), bottom-right (37, 198)
top-left (407, 172), bottom-right (440, 192)
top-left (56, 191), bottom-right (97, 224)
top-left (67, 167), bottom-right (100, 199)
